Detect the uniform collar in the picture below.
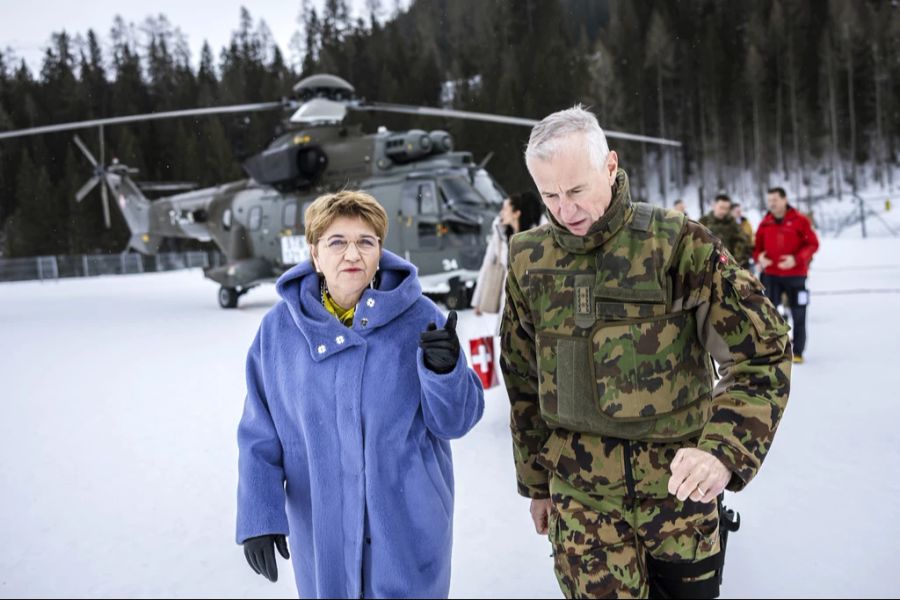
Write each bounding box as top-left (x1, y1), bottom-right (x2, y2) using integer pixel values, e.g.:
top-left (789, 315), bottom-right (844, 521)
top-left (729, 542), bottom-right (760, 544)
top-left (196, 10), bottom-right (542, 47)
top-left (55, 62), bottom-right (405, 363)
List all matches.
top-left (548, 168), bottom-right (633, 254)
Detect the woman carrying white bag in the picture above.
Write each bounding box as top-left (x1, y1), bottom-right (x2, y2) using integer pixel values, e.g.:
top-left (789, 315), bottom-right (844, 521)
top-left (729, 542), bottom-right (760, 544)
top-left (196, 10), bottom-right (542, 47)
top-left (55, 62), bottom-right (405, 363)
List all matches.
top-left (471, 191), bottom-right (544, 329)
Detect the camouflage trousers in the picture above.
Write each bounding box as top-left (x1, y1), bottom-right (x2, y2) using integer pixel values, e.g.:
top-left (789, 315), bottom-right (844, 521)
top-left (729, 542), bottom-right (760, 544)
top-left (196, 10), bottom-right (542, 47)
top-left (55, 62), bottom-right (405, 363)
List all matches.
top-left (548, 476), bottom-right (721, 599)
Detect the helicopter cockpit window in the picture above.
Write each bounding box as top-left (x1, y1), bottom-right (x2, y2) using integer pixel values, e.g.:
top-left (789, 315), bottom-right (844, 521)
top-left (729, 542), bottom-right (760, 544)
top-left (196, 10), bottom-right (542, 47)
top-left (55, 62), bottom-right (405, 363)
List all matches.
top-left (418, 183), bottom-right (438, 215)
top-left (248, 206), bottom-right (263, 231)
top-left (402, 181), bottom-right (439, 216)
top-left (222, 209), bottom-right (232, 231)
top-left (283, 202), bottom-right (297, 228)
top-left (471, 168), bottom-right (506, 206)
top-left (439, 175), bottom-right (486, 206)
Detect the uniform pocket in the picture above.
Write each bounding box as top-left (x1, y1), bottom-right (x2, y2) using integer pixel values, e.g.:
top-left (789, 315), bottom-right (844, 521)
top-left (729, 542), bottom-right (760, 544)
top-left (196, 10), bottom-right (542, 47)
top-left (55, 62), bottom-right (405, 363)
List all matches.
top-left (721, 263), bottom-right (790, 342)
top-left (645, 498), bottom-right (721, 564)
top-left (590, 311), bottom-right (712, 440)
top-left (690, 505), bottom-right (721, 562)
top-left (535, 332), bottom-right (594, 430)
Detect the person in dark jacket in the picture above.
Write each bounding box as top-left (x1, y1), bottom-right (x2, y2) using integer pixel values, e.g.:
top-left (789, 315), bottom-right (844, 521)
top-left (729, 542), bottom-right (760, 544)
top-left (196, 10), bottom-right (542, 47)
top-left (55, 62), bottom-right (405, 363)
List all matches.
top-left (699, 194), bottom-right (752, 267)
top-left (236, 190), bottom-right (485, 598)
top-left (753, 187), bottom-right (820, 363)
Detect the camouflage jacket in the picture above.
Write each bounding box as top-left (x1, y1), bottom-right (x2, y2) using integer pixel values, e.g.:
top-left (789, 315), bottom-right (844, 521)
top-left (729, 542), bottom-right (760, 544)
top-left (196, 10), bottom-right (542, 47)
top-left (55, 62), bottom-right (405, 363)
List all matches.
top-left (699, 213), bottom-right (752, 267)
top-left (500, 170), bottom-right (791, 499)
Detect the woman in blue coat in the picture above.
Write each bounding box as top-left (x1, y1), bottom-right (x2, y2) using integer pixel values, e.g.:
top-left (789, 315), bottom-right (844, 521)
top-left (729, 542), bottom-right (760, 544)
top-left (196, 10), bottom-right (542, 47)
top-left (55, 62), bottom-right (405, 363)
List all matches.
top-left (236, 190), bottom-right (485, 599)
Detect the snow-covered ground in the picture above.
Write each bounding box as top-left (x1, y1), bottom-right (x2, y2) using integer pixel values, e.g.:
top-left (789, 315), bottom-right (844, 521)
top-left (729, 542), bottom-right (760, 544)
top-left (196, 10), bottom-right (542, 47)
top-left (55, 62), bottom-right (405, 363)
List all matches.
top-left (1, 237), bottom-right (899, 598)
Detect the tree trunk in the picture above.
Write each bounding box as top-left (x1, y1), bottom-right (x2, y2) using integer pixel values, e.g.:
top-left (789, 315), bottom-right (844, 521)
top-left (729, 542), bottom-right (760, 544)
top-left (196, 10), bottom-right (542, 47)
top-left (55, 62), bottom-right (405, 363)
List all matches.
top-left (697, 73), bottom-right (708, 207)
top-left (775, 59), bottom-right (785, 183)
top-left (640, 107), bottom-right (649, 203)
top-left (844, 24), bottom-right (857, 196)
top-left (657, 61), bottom-right (669, 205)
top-left (825, 33), bottom-right (842, 200)
top-left (872, 40), bottom-right (885, 189)
top-left (753, 93), bottom-right (763, 210)
top-left (788, 32), bottom-right (804, 203)
top-left (736, 97), bottom-right (747, 202)
top-left (713, 102), bottom-right (723, 191)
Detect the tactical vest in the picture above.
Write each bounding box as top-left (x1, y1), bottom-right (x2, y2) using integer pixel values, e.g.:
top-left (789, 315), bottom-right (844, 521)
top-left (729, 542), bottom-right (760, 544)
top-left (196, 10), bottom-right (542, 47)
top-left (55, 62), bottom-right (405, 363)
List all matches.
top-left (522, 202), bottom-right (714, 442)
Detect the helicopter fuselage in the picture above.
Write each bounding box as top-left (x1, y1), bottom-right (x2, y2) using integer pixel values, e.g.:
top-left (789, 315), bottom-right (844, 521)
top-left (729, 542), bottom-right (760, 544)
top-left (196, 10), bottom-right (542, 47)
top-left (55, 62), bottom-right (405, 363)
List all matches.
top-left (109, 125), bottom-right (506, 308)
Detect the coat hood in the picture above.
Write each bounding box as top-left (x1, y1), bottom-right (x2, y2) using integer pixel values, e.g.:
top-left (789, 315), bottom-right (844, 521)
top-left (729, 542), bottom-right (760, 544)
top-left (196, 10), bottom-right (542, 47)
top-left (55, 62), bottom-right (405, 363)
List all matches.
top-left (274, 249), bottom-right (423, 361)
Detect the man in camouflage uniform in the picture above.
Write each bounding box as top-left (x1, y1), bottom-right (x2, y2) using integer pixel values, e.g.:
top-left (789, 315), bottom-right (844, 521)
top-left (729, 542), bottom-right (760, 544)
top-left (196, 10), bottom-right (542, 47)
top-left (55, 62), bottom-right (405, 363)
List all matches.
top-left (699, 194), bottom-right (752, 268)
top-left (500, 106), bottom-right (791, 599)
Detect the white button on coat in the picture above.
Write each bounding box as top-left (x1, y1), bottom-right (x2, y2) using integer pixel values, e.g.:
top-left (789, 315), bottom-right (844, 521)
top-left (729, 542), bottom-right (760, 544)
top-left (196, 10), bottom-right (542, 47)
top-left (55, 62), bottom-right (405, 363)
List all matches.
top-left (317, 344), bottom-right (326, 354)
top-left (366, 298), bottom-right (375, 308)
top-left (335, 335), bottom-right (345, 345)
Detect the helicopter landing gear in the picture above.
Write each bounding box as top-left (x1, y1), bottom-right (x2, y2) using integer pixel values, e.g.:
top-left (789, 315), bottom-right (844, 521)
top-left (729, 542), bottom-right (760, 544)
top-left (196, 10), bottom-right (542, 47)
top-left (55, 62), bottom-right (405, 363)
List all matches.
top-left (444, 276), bottom-right (473, 310)
top-left (218, 286), bottom-right (239, 309)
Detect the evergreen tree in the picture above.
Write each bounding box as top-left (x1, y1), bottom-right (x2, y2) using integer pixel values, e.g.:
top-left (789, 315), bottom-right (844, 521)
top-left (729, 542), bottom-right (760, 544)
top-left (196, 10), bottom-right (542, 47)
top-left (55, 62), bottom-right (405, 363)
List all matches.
top-left (5, 150), bottom-right (58, 256)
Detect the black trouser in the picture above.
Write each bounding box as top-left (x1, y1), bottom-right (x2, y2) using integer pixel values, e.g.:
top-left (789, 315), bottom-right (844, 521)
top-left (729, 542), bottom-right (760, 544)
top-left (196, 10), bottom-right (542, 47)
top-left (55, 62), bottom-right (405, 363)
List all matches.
top-left (761, 274), bottom-right (809, 355)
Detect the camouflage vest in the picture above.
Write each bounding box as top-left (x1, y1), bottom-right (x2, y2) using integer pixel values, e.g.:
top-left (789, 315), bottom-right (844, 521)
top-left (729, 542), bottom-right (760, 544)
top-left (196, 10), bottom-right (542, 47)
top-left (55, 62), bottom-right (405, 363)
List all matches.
top-left (518, 178), bottom-right (714, 442)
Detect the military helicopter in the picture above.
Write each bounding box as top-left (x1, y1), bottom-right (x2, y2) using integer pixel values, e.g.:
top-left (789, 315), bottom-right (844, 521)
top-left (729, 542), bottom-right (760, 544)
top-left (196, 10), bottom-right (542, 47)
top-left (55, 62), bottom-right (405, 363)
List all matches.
top-left (0, 74), bottom-right (681, 308)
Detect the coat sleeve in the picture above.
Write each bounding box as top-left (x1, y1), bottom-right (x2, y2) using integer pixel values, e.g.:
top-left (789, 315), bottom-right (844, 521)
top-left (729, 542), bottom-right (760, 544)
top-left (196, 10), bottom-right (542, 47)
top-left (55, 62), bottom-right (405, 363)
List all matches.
top-left (752, 223), bottom-right (764, 263)
top-left (674, 224), bottom-right (792, 492)
top-left (417, 311), bottom-right (485, 440)
top-left (795, 215), bottom-right (820, 266)
top-left (499, 245), bottom-right (551, 499)
top-left (236, 329), bottom-right (290, 544)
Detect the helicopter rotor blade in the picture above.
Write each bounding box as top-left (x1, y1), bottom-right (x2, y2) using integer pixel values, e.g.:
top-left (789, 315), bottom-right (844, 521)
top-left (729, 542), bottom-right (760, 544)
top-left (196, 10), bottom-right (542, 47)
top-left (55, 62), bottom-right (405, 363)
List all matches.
top-left (75, 176), bottom-right (101, 203)
top-left (99, 125), bottom-right (105, 171)
top-left (72, 135), bottom-right (99, 168)
top-left (351, 102), bottom-right (683, 147)
top-left (101, 177), bottom-right (111, 229)
top-left (0, 101), bottom-right (285, 141)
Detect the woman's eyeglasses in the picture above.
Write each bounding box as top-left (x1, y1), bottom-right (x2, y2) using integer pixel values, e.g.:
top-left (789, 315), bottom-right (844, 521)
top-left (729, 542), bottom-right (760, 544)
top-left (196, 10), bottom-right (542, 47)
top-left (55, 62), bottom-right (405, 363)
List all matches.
top-left (321, 235), bottom-right (380, 255)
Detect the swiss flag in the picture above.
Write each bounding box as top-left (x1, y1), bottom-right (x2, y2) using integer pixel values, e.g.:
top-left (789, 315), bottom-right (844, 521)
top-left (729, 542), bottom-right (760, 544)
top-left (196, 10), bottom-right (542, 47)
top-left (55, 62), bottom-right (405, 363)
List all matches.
top-left (469, 336), bottom-right (497, 389)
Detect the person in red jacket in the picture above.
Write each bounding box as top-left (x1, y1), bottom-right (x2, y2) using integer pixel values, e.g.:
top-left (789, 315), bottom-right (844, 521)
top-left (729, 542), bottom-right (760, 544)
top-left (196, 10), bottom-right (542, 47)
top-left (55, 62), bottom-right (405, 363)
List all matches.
top-left (753, 187), bottom-right (819, 363)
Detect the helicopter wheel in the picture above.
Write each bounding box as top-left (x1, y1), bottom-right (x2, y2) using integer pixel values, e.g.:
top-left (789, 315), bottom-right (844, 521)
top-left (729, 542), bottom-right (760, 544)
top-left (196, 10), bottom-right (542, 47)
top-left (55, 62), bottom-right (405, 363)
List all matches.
top-left (445, 276), bottom-right (471, 310)
top-left (218, 286), bottom-right (239, 309)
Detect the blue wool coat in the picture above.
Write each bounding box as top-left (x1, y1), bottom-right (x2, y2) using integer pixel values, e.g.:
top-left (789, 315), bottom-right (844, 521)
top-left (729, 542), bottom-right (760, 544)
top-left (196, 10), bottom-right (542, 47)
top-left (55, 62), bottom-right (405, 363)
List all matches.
top-left (236, 250), bottom-right (485, 599)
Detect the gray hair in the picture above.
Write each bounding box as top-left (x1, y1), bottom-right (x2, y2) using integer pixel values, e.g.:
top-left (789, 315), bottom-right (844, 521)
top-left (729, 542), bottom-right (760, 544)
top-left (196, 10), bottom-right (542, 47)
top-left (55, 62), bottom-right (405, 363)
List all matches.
top-left (525, 104), bottom-right (610, 169)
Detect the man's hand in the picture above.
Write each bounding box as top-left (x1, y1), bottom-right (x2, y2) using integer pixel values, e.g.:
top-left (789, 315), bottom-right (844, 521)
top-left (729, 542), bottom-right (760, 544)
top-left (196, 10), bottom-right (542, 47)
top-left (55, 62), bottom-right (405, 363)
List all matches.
top-left (777, 254), bottom-right (797, 270)
top-left (667, 448), bottom-right (731, 503)
top-left (530, 498), bottom-right (553, 535)
top-left (758, 252), bottom-right (773, 269)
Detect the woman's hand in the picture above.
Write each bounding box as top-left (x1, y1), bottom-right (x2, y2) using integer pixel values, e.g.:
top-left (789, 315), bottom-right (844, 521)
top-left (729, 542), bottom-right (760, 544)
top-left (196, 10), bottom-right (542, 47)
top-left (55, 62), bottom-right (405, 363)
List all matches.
top-left (419, 311), bottom-right (461, 374)
top-left (243, 534), bottom-right (290, 582)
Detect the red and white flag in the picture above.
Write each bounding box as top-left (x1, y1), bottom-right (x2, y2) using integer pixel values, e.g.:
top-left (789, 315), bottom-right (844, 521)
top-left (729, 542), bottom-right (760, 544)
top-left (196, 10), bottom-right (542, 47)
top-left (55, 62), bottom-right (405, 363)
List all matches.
top-left (469, 336), bottom-right (497, 389)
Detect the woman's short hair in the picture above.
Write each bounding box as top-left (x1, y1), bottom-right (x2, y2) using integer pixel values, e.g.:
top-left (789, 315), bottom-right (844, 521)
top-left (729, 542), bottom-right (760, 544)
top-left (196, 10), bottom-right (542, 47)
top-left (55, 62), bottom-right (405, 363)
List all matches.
top-left (304, 190), bottom-right (389, 246)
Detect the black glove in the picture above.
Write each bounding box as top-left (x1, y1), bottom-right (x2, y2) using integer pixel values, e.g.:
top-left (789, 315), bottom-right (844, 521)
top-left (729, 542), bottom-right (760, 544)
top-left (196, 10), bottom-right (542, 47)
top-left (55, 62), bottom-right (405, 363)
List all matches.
top-left (419, 310), bottom-right (461, 374)
top-left (243, 534), bottom-right (290, 582)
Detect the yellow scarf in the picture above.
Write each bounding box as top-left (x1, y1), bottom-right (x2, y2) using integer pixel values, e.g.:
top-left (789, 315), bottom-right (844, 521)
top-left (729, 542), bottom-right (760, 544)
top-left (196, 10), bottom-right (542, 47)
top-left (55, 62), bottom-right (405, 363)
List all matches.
top-left (323, 290), bottom-right (355, 326)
